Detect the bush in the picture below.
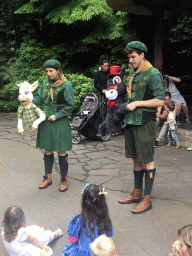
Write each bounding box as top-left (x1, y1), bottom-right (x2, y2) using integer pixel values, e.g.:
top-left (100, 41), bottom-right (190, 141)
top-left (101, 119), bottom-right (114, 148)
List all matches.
top-left (0, 71), bottom-right (96, 113)
top-left (65, 73), bottom-right (96, 115)
top-left (0, 82), bottom-right (20, 111)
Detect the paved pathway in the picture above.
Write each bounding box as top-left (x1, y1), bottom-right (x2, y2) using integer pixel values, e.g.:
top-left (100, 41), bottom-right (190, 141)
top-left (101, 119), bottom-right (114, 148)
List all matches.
top-left (1, 113), bottom-right (192, 255)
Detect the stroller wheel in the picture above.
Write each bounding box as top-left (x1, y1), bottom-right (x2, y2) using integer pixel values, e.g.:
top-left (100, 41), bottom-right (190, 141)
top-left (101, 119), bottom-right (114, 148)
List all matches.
top-left (100, 134), bottom-right (110, 141)
top-left (72, 134), bottom-right (81, 144)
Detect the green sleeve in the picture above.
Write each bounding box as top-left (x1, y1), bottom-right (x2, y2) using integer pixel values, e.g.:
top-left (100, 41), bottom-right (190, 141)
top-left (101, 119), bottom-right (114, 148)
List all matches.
top-left (54, 81), bottom-right (75, 120)
top-left (33, 81), bottom-right (45, 106)
top-left (149, 71), bottom-right (165, 100)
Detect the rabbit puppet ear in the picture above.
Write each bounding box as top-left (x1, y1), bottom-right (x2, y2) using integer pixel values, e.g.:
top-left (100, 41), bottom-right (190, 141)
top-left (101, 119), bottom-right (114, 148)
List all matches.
top-left (31, 81), bottom-right (39, 92)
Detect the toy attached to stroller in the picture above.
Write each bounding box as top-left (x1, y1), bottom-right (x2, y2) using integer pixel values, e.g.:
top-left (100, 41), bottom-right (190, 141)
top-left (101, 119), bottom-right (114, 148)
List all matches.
top-left (71, 93), bottom-right (110, 144)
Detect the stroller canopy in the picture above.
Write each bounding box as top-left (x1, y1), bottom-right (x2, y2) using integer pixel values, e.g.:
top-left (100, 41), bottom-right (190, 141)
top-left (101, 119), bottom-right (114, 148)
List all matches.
top-left (81, 93), bottom-right (98, 115)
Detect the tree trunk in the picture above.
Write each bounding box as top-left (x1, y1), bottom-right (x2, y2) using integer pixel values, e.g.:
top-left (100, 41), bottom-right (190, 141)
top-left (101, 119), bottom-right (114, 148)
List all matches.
top-left (152, 0), bottom-right (164, 71)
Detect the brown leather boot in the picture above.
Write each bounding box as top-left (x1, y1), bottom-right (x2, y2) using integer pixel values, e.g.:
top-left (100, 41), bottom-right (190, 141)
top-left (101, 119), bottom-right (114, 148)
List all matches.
top-left (59, 176), bottom-right (68, 192)
top-left (118, 188), bottom-right (143, 204)
top-left (39, 174), bottom-right (52, 189)
top-left (131, 195), bottom-right (152, 214)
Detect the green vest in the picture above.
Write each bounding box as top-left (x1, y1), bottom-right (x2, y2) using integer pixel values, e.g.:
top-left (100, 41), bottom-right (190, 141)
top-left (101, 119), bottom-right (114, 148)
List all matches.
top-left (40, 79), bottom-right (68, 117)
top-left (124, 67), bottom-right (158, 126)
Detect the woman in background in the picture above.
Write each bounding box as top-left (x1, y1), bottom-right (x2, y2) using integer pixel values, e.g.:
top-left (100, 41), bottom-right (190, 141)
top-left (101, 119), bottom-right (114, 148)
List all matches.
top-left (94, 55), bottom-right (110, 122)
top-left (164, 75), bottom-right (190, 124)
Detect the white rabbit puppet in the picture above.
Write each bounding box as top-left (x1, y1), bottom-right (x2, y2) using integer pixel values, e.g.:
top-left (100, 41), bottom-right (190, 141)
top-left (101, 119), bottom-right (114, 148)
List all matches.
top-left (17, 81), bottom-right (46, 135)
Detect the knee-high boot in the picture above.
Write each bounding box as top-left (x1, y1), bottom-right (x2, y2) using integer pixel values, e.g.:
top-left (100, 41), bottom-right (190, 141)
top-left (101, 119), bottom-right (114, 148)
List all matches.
top-left (58, 154), bottom-right (68, 192)
top-left (132, 168), bottom-right (156, 214)
top-left (118, 169), bottom-right (144, 204)
top-left (39, 153), bottom-right (54, 189)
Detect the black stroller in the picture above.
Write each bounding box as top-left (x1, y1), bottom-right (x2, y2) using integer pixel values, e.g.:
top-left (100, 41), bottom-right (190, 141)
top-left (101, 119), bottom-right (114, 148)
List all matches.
top-left (71, 93), bottom-right (110, 144)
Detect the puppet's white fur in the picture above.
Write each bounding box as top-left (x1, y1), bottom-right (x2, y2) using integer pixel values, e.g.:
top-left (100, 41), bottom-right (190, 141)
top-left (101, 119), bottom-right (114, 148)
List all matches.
top-left (17, 81), bottom-right (46, 134)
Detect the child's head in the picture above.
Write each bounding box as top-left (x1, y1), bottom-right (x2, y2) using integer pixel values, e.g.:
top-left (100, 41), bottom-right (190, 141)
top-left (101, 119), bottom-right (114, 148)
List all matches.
top-left (178, 225), bottom-right (192, 256)
top-left (81, 183), bottom-right (112, 238)
top-left (90, 234), bottom-right (117, 256)
top-left (165, 101), bottom-right (175, 112)
top-left (81, 183), bottom-right (109, 216)
top-left (2, 206), bottom-right (25, 242)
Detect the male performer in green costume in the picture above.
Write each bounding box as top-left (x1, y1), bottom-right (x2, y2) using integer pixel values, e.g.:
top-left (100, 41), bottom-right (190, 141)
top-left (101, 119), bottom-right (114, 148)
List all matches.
top-left (119, 41), bottom-right (165, 214)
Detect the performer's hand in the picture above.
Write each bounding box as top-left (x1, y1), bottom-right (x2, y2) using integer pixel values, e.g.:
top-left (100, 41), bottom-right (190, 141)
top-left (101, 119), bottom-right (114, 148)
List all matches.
top-left (126, 102), bottom-right (137, 111)
top-left (32, 127), bottom-right (37, 131)
top-left (102, 90), bottom-right (106, 94)
top-left (48, 115), bottom-right (56, 121)
top-left (19, 131), bottom-right (25, 135)
top-left (164, 121), bottom-right (168, 124)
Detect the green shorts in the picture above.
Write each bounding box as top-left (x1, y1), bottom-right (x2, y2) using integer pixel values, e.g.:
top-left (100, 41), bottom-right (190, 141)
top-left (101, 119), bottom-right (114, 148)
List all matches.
top-left (124, 121), bottom-right (155, 163)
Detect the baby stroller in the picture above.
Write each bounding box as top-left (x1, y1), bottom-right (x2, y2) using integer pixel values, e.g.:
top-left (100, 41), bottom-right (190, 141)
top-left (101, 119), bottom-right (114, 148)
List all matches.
top-left (71, 93), bottom-right (110, 144)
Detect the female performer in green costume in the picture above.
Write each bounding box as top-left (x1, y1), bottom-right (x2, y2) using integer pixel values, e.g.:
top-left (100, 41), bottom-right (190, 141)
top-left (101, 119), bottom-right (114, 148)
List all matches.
top-left (33, 59), bottom-right (75, 192)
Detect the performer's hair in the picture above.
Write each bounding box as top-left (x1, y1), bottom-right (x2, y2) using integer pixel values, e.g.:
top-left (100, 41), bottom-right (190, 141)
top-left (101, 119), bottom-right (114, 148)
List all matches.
top-left (124, 47), bottom-right (143, 56)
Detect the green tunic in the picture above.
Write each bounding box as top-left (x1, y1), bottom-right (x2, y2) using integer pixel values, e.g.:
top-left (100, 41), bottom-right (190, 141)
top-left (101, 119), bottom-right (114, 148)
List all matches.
top-left (123, 67), bottom-right (165, 162)
top-left (33, 78), bottom-right (75, 152)
top-left (124, 67), bottom-right (165, 126)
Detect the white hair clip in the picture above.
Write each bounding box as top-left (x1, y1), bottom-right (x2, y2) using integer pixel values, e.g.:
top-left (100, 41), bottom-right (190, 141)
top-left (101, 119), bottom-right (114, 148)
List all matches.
top-left (99, 186), bottom-right (108, 195)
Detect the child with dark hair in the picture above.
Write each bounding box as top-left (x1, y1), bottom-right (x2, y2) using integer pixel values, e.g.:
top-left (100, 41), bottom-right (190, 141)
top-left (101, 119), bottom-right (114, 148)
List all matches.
top-left (2, 206), bottom-right (62, 256)
top-left (62, 183), bottom-right (113, 256)
top-left (164, 101), bottom-right (181, 149)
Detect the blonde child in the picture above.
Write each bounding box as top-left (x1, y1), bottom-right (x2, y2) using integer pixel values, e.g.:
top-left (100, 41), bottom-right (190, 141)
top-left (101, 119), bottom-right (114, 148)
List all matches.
top-left (2, 206), bottom-right (62, 256)
top-left (90, 234), bottom-right (117, 256)
top-left (164, 101), bottom-right (181, 149)
top-left (170, 224), bottom-right (192, 256)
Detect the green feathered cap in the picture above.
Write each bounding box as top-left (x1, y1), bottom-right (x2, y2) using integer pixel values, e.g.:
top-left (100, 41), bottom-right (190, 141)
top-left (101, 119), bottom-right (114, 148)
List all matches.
top-left (127, 41), bottom-right (148, 53)
top-left (43, 59), bottom-right (61, 69)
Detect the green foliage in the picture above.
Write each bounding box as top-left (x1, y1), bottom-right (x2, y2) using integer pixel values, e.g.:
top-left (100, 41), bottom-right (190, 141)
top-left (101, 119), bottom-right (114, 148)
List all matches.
top-left (65, 73), bottom-right (96, 114)
top-left (164, 16), bottom-right (192, 75)
top-left (0, 0), bottom-right (132, 112)
top-left (46, 0), bottom-right (112, 24)
top-left (0, 83), bottom-right (20, 112)
top-left (14, 0), bottom-right (131, 63)
top-left (0, 69), bottom-right (96, 113)
top-left (16, 0), bottom-right (113, 24)
top-left (169, 16), bottom-right (192, 43)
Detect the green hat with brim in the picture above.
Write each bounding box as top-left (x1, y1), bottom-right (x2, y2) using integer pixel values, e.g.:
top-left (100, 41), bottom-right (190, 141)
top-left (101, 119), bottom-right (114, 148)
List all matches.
top-left (127, 41), bottom-right (148, 53)
top-left (43, 59), bottom-right (61, 69)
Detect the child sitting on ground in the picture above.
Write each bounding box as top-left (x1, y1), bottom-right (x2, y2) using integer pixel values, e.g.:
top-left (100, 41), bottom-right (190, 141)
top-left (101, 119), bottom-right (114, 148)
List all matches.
top-left (90, 234), bottom-right (117, 256)
top-left (2, 206), bottom-right (62, 256)
top-left (62, 183), bottom-right (113, 256)
top-left (164, 101), bottom-right (181, 149)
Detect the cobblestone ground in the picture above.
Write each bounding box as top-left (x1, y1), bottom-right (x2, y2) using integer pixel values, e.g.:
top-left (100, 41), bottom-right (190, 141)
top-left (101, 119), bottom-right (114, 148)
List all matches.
top-left (1, 113), bottom-right (192, 256)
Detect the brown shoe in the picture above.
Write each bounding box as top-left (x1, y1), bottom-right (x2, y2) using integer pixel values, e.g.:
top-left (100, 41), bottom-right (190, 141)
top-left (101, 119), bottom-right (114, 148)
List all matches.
top-left (175, 145), bottom-right (181, 149)
top-left (59, 176), bottom-right (68, 192)
top-left (39, 174), bottom-right (52, 189)
top-left (167, 143), bottom-right (171, 147)
top-left (131, 195), bottom-right (152, 214)
top-left (118, 188), bottom-right (143, 204)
